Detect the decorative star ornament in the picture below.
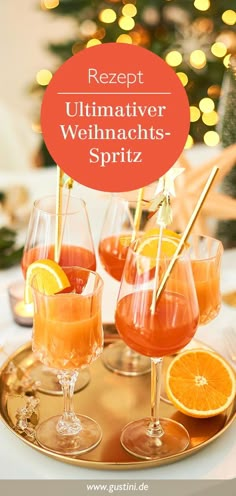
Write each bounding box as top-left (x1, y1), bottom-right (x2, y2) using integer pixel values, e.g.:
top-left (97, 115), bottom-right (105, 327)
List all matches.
top-left (146, 144), bottom-right (236, 235)
top-left (148, 167), bottom-right (185, 226)
top-left (154, 167), bottom-right (185, 197)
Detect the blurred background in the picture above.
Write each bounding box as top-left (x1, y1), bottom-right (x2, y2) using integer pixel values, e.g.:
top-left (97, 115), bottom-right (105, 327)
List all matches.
top-left (0, 0), bottom-right (236, 267)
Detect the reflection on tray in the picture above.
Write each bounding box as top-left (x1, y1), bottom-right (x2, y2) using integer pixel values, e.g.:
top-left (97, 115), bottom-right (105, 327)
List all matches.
top-left (0, 342), bottom-right (235, 469)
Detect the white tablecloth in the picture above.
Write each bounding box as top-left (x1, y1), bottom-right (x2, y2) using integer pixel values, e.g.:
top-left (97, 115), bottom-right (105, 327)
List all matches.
top-left (0, 161), bottom-right (236, 480)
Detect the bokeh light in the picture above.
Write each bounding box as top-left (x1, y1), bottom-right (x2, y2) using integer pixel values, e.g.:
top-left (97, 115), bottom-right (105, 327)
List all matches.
top-left (190, 106), bottom-right (201, 122)
top-left (184, 135), bottom-right (194, 149)
top-left (122, 4), bottom-right (137, 17)
top-left (199, 97), bottom-right (215, 112)
top-left (194, 17), bottom-right (213, 33)
top-left (116, 34), bottom-right (133, 44)
top-left (142, 6), bottom-right (160, 25)
top-left (80, 20), bottom-right (97, 37)
top-left (222, 10), bottom-right (236, 26)
top-left (86, 39), bottom-right (102, 48)
top-left (99, 9), bottom-right (117, 23)
top-left (41, 0), bottom-right (59, 9)
top-left (194, 0), bottom-right (210, 12)
top-left (165, 51), bottom-right (182, 67)
top-left (190, 50), bottom-right (207, 69)
top-left (176, 72), bottom-right (188, 86)
top-left (202, 111), bottom-right (218, 126)
top-left (118, 16), bottom-right (135, 30)
top-left (36, 69), bottom-right (52, 86)
top-left (207, 85), bottom-right (221, 98)
top-left (31, 123), bottom-right (42, 134)
top-left (203, 131), bottom-right (220, 146)
top-left (211, 42), bottom-right (227, 58)
top-left (223, 54), bottom-right (232, 68)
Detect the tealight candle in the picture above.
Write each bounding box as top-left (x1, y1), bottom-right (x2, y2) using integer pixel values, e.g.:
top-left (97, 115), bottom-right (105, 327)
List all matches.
top-left (8, 281), bottom-right (33, 327)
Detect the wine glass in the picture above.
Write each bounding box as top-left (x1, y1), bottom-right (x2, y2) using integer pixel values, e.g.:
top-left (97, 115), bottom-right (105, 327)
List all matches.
top-left (160, 233), bottom-right (223, 404)
top-left (31, 266), bottom-right (104, 455)
top-left (189, 234), bottom-right (223, 326)
top-left (115, 235), bottom-right (199, 459)
top-left (22, 193), bottom-right (96, 394)
top-left (98, 194), bottom-right (151, 376)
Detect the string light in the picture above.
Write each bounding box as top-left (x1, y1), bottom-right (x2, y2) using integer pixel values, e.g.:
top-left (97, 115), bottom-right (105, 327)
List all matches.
top-left (199, 97), bottom-right (215, 112)
top-left (86, 39), bottom-right (101, 48)
top-left (99, 9), bottom-right (117, 23)
top-left (222, 10), bottom-right (236, 26)
top-left (122, 4), bottom-right (137, 18)
top-left (190, 50), bottom-right (206, 69)
top-left (211, 42), bottom-right (227, 58)
top-left (36, 69), bottom-right (52, 86)
top-left (223, 54), bottom-right (232, 68)
top-left (118, 16), bottom-right (135, 30)
top-left (176, 72), bottom-right (188, 86)
top-left (194, 0), bottom-right (210, 12)
top-left (165, 51), bottom-right (182, 67)
top-left (184, 135), bottom-right (194, 149)
top-left (41, 0), bottom-right (59, 9)
top-left (207, 85), bottom-right (221, 98)
top-left (190, 106), bottom-right (201, 122)
top-left (116, 34), bottom-right (132, 44)
top-left (204, 131), bottom-right (220, 146)
top-left (80, 20), bottom-right (97, 37)
top-left (129, 31), bottom-right (142, 45)
top-left (202, 111), bottom-right (218, 126)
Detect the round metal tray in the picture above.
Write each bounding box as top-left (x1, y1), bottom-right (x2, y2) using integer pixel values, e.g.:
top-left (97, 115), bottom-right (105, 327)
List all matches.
top-left (0, 340), bottom-right (235, 470)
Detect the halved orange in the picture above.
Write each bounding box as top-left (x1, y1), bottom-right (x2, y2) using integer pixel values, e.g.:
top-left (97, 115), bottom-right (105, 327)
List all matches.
top-left (166, 349), bottom-right (236, 418)
top-left (25, 259), bottom-right (70, 304)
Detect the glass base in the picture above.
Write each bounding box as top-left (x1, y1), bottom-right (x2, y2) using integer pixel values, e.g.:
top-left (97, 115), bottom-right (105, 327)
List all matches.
top-left (120, 417), bottom-right (190, 460)
top-left (30, 364), bottom-right (90, 395)
top-left (36, 414), bottom-right (102, 455)
top-left (101, 341), bottom-right (151, 376)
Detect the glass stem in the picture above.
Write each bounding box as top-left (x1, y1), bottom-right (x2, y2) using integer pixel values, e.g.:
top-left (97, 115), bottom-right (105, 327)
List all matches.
top-left (147, 358), bottom-right (164, 438)
top-left (56, 370), bottom-right (81, 435)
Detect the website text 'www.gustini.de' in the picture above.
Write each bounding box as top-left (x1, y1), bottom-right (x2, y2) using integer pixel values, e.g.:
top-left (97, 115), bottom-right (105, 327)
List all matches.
top-left (86, 482), bottom-right (149, 493)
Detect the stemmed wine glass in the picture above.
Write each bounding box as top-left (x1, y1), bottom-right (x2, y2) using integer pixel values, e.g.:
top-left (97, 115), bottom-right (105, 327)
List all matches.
top-left (22, 193), bottom-right (96, 394)
top-left (115, 235), bottom-right (199, 459)
top-left (98, 194), bottom-right (151, 376)
top-left (31, 267), bottom-right (103, 455)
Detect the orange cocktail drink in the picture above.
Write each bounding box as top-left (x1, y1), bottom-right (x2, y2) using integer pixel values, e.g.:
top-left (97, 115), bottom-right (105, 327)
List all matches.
top-left (189, 235), bottom-right (223, 325)
top-left (29, 265), bottom-right (104, 456)
top-left (116, 289), bottom-right (199, 358)
top-left (32, 267), bottom-right (103, 370)
top-left (22, 244), bottom-right (96, 278)
top-left (98, 235), bottom-right (130, 281)
top-left (114, 235), bottom-right (199, 460)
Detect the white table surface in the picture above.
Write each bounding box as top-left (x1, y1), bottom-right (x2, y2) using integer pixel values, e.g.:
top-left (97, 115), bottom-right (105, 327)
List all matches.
top-left (0, 153), bottom-right (236, 480)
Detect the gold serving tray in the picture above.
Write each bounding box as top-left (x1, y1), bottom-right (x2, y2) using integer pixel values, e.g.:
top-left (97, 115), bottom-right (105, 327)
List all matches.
top-left (0, 339), bottom-right (235, 470)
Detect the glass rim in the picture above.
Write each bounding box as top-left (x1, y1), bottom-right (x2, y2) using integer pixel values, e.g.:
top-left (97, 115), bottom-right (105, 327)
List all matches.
top-left (30, 266), bottom-right (104, 299)
top-left (33, 194), bottom-right (86, 217)
top-left (127, 233), bottom-right (223, 263)
top-left (187, 233), bottom-right (223, 262)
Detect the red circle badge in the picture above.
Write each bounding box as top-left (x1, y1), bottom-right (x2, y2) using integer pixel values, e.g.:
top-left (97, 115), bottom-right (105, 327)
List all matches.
top-left (41, 43), bottom-right (189, 192)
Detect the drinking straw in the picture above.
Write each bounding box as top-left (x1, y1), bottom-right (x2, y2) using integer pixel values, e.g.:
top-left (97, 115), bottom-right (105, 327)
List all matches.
top-left (131, 187), bottom-right (145, 241)
top-left (54, 166), bottom-right (64, 263)
top-left (154, 166), bottom-right (219, 304)
top-left (150, 222), bottom-right (164, 314)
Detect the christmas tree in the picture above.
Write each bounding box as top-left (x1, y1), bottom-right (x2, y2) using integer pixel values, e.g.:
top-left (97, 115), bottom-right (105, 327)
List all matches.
top-left (217, 55), bottom-right (236, 247)
top-left (35, 0), bottom-right (236, 166)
